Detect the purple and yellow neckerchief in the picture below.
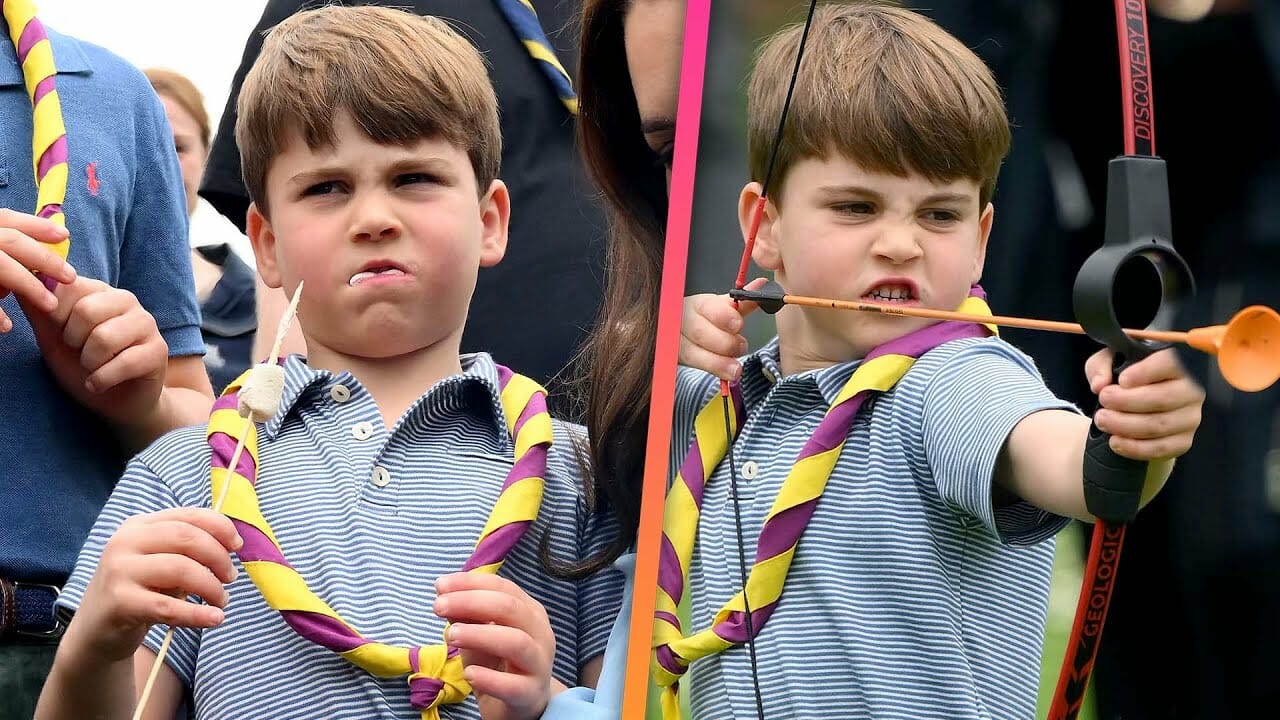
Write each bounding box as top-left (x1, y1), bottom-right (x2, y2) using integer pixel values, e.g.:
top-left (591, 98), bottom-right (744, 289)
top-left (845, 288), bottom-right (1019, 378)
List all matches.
top-left (2, 0), bottom-right (69, 287)
top-left (207, 363), bottom-right (553, 719)
top-left (651, 288), bottom-right (998, 720)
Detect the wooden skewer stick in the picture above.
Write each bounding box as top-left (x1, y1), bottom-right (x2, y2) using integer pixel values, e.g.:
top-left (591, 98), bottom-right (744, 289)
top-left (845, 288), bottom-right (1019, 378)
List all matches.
top-left (132, 282), bottom-right (303, 720)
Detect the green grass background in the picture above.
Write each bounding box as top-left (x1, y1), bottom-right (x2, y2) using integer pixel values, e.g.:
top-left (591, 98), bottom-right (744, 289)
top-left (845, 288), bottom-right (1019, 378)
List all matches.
top-left (645, 523), bottom-right (1098, 719)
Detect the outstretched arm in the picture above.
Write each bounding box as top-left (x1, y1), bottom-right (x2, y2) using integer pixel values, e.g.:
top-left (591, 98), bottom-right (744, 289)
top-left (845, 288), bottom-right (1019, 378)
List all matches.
top-left (996, 347), bottom-right (1203, 522)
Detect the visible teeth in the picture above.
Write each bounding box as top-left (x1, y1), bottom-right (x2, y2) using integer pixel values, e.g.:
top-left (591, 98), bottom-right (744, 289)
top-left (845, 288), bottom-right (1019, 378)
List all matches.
top-left (867, 285), bottom-right (912, 301)
top-left (349, 267), bottom-right (405, 286)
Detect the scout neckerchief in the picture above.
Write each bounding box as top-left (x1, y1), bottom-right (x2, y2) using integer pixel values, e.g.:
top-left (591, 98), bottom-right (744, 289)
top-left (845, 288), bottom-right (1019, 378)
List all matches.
top-left (492, 0), bottom-right (578, 114)
top-left (3, 0), bottom-right (71, 281)
top-left (207, 362), bottom-right (553, 720)
top-left (652, 289), bottom-right (998, 720)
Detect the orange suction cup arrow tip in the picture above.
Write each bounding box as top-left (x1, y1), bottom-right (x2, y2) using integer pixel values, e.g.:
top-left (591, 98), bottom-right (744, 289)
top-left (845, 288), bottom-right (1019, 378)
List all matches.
top-left (1187, 305), bottom-right (1280, 392)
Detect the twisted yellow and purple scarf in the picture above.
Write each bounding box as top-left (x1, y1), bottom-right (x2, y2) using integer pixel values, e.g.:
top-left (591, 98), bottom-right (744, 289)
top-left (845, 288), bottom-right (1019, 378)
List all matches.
top-left (652, 290), bottom-right (997, 719)
top-left (207, 364), bottom-right (552, 719)
top-left (2, 0), bottom-right (70, 287)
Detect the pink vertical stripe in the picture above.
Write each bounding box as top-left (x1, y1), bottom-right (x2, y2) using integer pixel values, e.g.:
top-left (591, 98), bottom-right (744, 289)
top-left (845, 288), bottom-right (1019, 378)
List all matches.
top-left (623, 1), bottom-right (711, 718)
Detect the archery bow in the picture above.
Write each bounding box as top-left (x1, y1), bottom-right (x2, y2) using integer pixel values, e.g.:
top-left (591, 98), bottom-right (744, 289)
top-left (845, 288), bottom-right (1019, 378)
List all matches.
top-left (711, 2), bottom-right (1278, 720)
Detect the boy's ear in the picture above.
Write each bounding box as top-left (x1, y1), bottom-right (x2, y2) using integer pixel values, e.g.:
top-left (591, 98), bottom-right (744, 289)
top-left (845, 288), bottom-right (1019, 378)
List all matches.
top-left (478, 179), bottom-right (510, 268)
top-left (246, 203), bottom-right (283, 289)
top-left (738, 181), bottom-right (782, 271)
top-left (972, 201), bottom-right (994, 285)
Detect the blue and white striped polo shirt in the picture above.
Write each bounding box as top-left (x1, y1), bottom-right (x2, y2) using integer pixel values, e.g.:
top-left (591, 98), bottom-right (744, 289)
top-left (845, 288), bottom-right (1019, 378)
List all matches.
top-left (59, 353), bottom-right (623, 720)
top-left (671, 336), bottom-right (1079, 720)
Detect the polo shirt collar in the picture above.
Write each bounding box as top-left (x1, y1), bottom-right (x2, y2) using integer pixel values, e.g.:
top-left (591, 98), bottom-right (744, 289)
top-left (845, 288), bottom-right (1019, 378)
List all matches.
top-left (739, 337), bottom-right (866, 407)
top-left (262, 352), bottom-right (513, 442)
top-left (1, 22), bottom-right (94, 88)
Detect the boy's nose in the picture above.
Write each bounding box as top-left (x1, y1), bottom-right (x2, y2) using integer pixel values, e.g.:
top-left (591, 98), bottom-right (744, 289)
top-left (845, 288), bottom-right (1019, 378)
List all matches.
top-left (871, 226), bottom-right (923, 264)
top-left (349, 195), bottom-right (403, 242)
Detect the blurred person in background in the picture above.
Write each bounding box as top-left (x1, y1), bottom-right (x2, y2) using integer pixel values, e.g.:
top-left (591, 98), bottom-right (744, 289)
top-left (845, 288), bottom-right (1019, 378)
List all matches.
top-left (145, 68), bottom-right (256, 392)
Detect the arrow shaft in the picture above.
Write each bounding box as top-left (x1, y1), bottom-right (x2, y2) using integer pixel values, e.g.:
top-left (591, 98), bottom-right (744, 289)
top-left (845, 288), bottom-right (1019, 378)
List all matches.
top-left (779, 293), bottom-right (1190, 345)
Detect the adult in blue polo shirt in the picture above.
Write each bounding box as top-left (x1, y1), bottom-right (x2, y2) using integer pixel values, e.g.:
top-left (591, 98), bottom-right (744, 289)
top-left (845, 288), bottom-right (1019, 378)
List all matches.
top-left (0, 21), bottom-right (213, 718)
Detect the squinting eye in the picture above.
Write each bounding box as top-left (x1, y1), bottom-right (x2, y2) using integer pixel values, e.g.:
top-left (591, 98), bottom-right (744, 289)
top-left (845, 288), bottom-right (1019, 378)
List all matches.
top-left (923, 210), bottom-right (960, 223)
top-left (303, 181), bottom-right (340, 196)
top-left (834, 202), bottom-right (875, 215)
top-left (396, 173), bottom-right (438, 186)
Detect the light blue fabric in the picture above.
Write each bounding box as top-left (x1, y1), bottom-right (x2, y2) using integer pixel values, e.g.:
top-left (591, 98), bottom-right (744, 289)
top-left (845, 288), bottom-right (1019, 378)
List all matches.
top-left (58, 354), bottom-right (622, 720)
top-left (541, 553), bottom-right (633, 719)
top-left (670, 336), bottom-right (1081, 720)
top-left (0, 23), bottom-right (202, 583)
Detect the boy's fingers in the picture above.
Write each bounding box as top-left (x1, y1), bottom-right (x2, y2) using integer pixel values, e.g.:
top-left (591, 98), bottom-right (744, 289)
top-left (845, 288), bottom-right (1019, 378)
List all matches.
top-left (133, 522), bottom-right (240, 585)
top-left (1094, 404), bottom-right (1202, 441)
top-left (1084, 348), bottom-right (1114, 393)
top-left (679, 342), bottom-right (740, 381)
top-left (682, 317), bottom-right (746, 360)
top-left (464, 664), bottom-right (543, 711)
top-left (127, 554), bottom-right (231, 611)
top-left (1117, 350), bottom-right (1193, 388)
top-left (434, 589), bottom-right (543, 630)
top-left (734, 276), bottom-right (771, 317)
top-left (1109, 433), bottom-right (1192, 462)
top-left (1097, 379), bottom-right (1203, 414)
top-left (118, 586), bottom-right (224, 630)
top-left (450, 623), bottom-right (547, 675)
top-left (140, 508), bottom-right (244, 554)
top-left (436, 572), bottom-right (527, 596)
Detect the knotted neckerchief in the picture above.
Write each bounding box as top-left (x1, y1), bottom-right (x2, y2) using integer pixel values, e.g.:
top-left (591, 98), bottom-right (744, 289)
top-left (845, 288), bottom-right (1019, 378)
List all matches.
top-left (207, 363), bottom-right (553, 719)
top-left (652, 290), bottom-right (998, 719)
top-left (491, 0), bottom-right (577, 114)
top-left (3, 0), bottom-right (70, 283)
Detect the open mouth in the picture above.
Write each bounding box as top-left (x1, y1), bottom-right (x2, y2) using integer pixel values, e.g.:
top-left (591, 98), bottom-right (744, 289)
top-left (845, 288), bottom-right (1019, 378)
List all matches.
top-left (861, 283), bottom-right (917, 303)
top-left (348, 266), bottom-right (407, 287)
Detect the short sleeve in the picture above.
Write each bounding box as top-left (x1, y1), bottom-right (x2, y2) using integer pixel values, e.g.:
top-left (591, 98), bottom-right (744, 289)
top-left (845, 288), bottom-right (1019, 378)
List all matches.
top-left (117, 84), bottom-right (203, 358)
top-left (56, 455), bottom-right (204, 685)
top-left (921, 340), bottom-right (1079, 545)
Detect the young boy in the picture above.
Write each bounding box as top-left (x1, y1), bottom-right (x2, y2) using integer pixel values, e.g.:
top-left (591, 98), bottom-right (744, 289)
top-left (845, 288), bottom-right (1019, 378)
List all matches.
top-left (37, 7), bottom-right (621, 720)
top-left (665, 5), bottom-right (1204, 720)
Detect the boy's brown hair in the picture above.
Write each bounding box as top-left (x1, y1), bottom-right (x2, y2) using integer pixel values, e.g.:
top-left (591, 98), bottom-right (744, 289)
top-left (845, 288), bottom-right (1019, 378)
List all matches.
top-left (236, 5), bottom-right (501, 214)
top-left (747, 2), bottom-right (1011, 207)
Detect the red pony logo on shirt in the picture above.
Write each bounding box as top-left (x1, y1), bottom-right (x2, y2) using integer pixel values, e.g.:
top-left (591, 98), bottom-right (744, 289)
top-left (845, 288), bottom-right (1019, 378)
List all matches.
top-left (86, 162), bottom-right (99, 196)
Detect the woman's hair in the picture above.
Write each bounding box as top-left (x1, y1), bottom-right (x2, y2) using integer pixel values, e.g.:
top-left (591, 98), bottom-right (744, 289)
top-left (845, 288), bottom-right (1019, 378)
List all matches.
top-left (144, 67), bottom-right (211, 149)
top-left (552, 0), bottom-right (668, 578)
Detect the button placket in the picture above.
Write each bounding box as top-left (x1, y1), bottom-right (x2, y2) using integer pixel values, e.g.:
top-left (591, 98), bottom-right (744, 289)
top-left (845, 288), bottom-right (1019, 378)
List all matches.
top-left (329, 384), bottom-right (351, 403)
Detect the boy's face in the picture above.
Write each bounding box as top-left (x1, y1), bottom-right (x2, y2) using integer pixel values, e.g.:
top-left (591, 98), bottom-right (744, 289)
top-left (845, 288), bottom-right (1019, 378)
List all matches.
top-left (744, 153), bottom-right (993, 363)
top-left (247, 113), bottom-right (508, 360)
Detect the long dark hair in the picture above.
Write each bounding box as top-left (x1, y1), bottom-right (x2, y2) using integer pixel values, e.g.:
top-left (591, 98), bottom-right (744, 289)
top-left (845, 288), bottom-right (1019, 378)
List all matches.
top-left (551, 0), bottom-right (668, 578)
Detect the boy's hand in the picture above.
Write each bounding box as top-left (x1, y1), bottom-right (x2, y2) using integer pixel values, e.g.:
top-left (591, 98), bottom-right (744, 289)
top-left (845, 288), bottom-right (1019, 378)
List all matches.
top-left (680, 277), bottom-right (767, 380)
top-left (434, 572), bottom-right (556, 720)
top-left (63, 509), bottom-right (241, 665)
top-left (0, 208), bottom-right (77, 333)
top-left (19, 275), bottom-right (169, 426)
top-left (1085, 347), bottom-right (1205, 460)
